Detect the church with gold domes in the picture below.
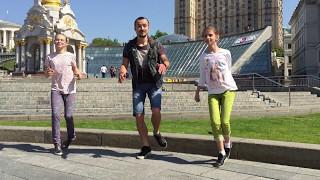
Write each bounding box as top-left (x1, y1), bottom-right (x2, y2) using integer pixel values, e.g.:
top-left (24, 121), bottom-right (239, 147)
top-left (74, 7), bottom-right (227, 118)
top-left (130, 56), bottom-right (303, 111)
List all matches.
top-left (15, 0), bottom-right (87, 73)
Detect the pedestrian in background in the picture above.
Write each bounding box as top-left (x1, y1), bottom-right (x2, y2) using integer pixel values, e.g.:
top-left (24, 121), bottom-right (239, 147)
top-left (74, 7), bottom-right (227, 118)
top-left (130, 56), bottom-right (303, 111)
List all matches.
top-left (100, 64), bottom-right (107, 78)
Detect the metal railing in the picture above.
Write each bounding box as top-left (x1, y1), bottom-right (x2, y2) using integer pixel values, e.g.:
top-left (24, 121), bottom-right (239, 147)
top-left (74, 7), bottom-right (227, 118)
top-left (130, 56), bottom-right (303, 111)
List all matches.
top-left (233, 73), bottom-right (288, 89)
top-left (233, 73), bottom-right (320, 106)
top-left (265, 75), bottom-right (320, 88)
top-left (233, 73), bottom-right (292, 106)
top-left (0, 53), bottom-right (15, 64)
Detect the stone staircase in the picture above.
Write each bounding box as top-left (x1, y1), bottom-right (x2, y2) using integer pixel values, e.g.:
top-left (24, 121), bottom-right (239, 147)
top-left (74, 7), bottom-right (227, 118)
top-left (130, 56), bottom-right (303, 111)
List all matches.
top-left (0, 78), bottom-right (319, 119)
top-left (258, 91), bottom-right (320, 107)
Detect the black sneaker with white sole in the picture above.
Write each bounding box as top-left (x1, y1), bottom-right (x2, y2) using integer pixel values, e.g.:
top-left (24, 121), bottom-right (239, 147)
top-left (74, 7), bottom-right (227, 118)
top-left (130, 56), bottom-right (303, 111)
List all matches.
top-left (225, 147), bottom-right (231, 159)
top-left (214, 153), bottom-right (227, 167)
top-left (136, 146), bottom-right (151, 159)
top-left (61, 137), bottom-right (76, 149)
top-left (53, 144), bottom-right (63, 156)
top-left (153, 133), bottom-right (167, 148)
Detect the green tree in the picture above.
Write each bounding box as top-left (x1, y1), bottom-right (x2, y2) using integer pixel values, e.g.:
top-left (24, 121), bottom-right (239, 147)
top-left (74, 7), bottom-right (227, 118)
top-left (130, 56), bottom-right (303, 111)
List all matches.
top-left (90, 38), bottom-right (121, 47)
top-left (151, 30), bottom-right (168, 40)
top-left (272, 47), bottom-right (284, 57)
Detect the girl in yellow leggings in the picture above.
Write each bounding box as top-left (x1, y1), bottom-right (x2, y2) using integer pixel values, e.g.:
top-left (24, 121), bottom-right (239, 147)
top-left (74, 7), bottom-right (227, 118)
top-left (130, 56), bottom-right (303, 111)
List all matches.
top-left (195, 26), bottom-right (238, 167)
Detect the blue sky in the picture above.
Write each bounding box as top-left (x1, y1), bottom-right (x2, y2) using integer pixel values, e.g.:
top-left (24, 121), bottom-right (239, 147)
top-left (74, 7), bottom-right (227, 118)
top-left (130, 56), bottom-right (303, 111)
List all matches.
top-left (0, 0), bottom-right (299, 43)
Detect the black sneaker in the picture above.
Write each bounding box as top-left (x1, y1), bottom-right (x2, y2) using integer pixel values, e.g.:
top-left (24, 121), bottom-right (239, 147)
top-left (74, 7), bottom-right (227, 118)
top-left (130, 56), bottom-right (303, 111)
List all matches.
top-left (61, 137), bottom-right (76, 149)
top-left (153, 133), bottom-right (168, 148)
top-left (225, 147), bottom-right (231, 159)
top-left (53, 144), bottom-right (63, 156)
top-left (214, 153), bottom-right (227, 167)
top-left (136, 146), bottom-right (151, 159)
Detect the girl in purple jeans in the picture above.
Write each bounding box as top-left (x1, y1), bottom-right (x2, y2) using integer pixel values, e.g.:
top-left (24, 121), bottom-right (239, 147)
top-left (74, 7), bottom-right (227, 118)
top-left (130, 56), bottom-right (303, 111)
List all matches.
top-left (45, 33), bottom-right (83, 155)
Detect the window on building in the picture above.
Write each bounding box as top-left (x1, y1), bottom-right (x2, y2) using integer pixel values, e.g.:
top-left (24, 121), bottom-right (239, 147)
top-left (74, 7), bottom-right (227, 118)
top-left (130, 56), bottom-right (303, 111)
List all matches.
top-left (288, 69), bottom-right (292, 76)
top-left (288, 43), bottom-right (291, 49)
top-left (288, 56), bottom-right (292, 64)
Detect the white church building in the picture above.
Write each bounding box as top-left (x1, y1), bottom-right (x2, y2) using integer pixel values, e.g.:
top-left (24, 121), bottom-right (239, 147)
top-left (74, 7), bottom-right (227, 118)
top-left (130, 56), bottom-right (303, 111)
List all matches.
top-left (0, 20), bottom-right (21, 53)
top-left (15, 0), bottom-right (87, 73)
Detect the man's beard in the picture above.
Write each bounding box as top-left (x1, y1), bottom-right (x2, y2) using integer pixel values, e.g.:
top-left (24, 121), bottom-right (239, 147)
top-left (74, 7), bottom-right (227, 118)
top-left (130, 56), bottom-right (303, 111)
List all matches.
top-left (138, 32), bottom-right (147, 38)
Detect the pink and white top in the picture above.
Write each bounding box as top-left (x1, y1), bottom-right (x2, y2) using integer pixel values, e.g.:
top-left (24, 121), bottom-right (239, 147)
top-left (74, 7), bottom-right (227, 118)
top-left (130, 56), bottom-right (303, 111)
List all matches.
top-left (44, 52), bottom-right (77, 94)
top-left (198, 48), bottom-right (238, 94)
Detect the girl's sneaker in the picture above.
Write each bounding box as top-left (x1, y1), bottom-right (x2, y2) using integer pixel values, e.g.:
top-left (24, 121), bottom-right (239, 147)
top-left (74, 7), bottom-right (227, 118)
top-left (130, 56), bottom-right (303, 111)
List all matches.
top-left (53, 144), bottom-right (63, 156)
top-left (214, 153), bottom-right (227, 167)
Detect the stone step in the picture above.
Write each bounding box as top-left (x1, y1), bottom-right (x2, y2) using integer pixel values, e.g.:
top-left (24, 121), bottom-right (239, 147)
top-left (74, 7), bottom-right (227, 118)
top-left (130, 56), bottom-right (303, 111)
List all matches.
top-left (0, 106), bottom-right (271, 115)
top-left (262, 91), bottom-right (312, 95)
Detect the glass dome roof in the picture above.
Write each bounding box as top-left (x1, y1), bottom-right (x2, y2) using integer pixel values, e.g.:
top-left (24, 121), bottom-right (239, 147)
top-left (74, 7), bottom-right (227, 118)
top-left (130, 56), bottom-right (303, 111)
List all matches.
top-left (156, 34), bottom-right (191, 44)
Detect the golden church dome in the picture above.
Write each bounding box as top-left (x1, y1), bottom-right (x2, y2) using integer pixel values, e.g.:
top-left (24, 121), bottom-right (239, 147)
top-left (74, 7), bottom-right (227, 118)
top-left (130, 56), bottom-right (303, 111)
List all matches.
top-left (41, 0), bottom-right (61, 7)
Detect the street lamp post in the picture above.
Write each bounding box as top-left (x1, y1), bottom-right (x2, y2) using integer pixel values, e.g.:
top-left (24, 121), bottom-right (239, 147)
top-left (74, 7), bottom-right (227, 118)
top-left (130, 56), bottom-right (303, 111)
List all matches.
top-left (86, 55), bottom-right (93, 78)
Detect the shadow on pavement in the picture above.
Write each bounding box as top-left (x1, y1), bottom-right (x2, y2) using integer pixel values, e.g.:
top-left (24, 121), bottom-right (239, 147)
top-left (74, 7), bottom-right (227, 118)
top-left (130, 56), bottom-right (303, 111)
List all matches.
top-left (0, 143), bottom-right (50, 154)
top-left (61, 148), bottom-right (136, 159)
top-left (0, 142), bottom-right (216, 166)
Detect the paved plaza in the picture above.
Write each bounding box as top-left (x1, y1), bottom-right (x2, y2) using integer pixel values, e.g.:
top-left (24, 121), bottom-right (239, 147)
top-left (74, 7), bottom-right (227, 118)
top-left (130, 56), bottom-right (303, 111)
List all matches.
top-left (0, 142), bottom-right (319, 180)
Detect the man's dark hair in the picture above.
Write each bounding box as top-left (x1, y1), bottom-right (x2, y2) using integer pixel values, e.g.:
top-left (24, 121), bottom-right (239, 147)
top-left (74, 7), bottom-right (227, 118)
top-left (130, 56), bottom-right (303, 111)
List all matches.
top-left (134, 16), bottom-right (149, 28)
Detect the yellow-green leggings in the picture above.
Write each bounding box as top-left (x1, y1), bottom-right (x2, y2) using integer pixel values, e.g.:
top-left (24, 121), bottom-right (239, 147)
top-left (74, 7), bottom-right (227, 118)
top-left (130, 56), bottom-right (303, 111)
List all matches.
top-left (208, 91), bottom-right (236, 141)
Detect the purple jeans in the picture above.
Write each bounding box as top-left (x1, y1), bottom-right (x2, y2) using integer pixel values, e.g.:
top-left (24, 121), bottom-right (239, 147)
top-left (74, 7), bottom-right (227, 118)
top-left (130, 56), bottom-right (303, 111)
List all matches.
top-left (51, 90), bottom-right (76, 145)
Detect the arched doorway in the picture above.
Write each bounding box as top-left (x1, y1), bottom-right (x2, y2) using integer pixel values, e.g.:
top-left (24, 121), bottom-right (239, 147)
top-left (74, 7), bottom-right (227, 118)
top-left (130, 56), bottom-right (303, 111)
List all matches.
top-left (67, 45), bottom-right (74, 54)
top-left (29, 44), bottom-right (41, 72)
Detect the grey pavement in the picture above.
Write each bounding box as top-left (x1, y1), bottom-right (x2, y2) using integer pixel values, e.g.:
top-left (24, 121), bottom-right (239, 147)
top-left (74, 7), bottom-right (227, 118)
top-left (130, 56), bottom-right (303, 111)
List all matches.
top-left (0, 142), bottom-right (320, 180)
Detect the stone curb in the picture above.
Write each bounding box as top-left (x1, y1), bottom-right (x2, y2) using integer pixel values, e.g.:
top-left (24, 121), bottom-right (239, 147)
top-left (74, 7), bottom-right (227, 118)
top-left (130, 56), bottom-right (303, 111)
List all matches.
top-left (0, 107), bottom-right (319, 121)
top-left (0, 126), bottom-right (319, 170)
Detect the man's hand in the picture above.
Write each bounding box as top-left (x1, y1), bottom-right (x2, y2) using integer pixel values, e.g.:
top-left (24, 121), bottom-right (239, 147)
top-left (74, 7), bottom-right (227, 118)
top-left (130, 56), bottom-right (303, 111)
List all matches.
top-left (45, 67), bottom-right (54, 77)
top-left (118, 71), bottom-right (126, 83)
top-left (118, 60), bottom-right (128, 83)
top-left (157, 64), bottom-right (167, 75)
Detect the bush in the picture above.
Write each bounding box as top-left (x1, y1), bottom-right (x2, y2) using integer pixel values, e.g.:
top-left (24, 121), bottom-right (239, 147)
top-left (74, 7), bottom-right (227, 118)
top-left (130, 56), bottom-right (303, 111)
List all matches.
top-left (0, 59), bottom-right (15, 72)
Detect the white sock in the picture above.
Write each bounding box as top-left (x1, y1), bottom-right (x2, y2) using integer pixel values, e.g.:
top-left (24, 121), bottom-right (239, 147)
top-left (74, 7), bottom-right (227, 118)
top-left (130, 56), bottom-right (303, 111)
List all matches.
top-left (224, 142), bottom-right (231, 148)
top-left (219, 150), bottom-right (226, 156)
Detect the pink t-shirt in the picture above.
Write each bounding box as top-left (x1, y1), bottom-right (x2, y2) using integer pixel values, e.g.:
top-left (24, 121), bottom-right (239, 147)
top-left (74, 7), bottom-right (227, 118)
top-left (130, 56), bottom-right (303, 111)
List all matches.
top-left (44, 52), bottom-right (77, 94)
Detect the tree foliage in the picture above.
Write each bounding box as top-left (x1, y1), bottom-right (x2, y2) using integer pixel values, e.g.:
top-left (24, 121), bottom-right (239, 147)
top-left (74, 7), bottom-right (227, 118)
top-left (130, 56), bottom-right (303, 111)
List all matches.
top-left (151, 30), bottom-right (168, 40)
top-left (272, 47), bottom-right (284, 57)
top-left (90, 38), bottom-right (121, 47)
top-left (90, 30), bottom-right (168, 46)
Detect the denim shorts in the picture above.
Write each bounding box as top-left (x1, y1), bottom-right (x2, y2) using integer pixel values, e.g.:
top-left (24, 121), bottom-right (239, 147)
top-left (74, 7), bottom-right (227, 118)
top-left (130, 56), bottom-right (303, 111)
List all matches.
top-left (132, 83), bottom-right (162, 116)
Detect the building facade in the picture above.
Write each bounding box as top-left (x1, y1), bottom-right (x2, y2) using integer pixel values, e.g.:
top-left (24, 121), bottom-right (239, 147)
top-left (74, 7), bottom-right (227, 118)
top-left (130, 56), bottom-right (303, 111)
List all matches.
top-left (15, 0), bottom-right (87, 74)
top-left (174, 0), bottom-right (283, 48)
top-left (0, 20), bottom-right (21, 53)
top-left (283, 28), bottom-right (292, 77)
top-left (289, 0), bottom-right (320, 76)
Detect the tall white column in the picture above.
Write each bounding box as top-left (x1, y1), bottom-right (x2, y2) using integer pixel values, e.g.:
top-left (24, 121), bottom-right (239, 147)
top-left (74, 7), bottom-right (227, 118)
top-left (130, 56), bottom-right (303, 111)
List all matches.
top-left (0, 30), bottom-right (3, 45)
top-left (0, 30), bottom-right (3, 53)
top-left (77, 43), bottom-right (82, 69)
top-left (82, 46), bottom-right (86, 72)
top-left (15, 41), bottom-right (20, 72)
top-left (51, 38), bottom-right (55, 53)
top-left (10, 30), bottom-right (15, 50)
top-left (44, 38), bottom-right (52, 56)
top-left (39, 40), bottom-right (44, 71)
top-left (20, 40), bottom-right (26, 72)
top-left (3, 30), bottom-right (7, 48)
